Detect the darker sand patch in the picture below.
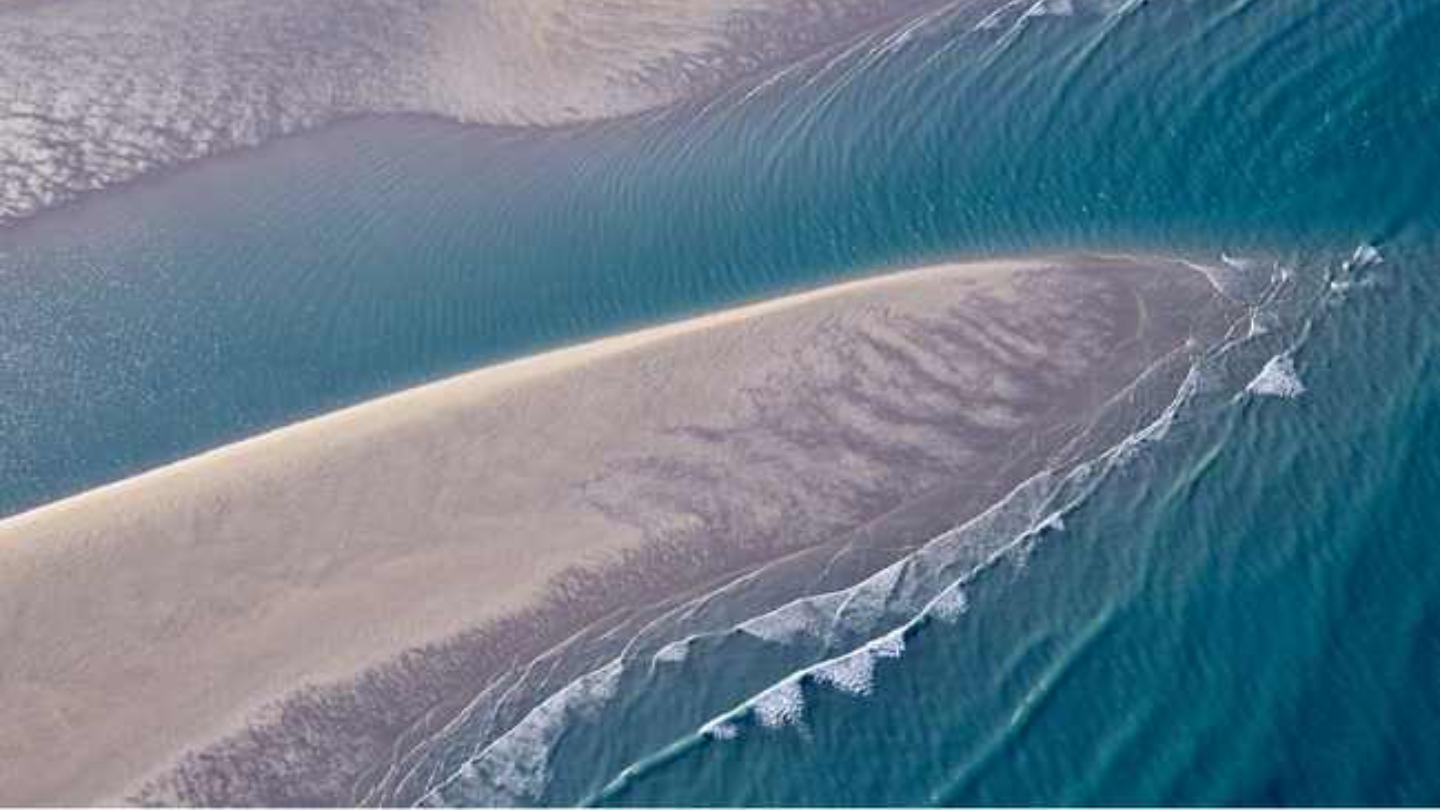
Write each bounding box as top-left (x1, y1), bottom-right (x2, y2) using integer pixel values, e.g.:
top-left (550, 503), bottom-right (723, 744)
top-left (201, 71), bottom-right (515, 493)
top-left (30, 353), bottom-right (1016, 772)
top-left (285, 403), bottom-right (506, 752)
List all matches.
top-left (0, 257), bottom-right (1239, 805)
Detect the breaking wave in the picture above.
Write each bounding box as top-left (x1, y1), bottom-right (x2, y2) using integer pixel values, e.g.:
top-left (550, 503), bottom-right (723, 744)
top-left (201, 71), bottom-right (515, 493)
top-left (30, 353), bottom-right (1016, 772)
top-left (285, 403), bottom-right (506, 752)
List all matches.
top-left (403, 248), bottom-right (1367, 807)
top-left (1246, 352), bottom-right (1306, 399)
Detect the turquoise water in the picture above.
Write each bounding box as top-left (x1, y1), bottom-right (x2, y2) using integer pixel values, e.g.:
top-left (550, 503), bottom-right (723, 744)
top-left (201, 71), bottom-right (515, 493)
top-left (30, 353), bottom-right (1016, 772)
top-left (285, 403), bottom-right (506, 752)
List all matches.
top-left (576, 246), bottom-right (1440, 806)
top-left (4, 0), bottom-right (1440, 804)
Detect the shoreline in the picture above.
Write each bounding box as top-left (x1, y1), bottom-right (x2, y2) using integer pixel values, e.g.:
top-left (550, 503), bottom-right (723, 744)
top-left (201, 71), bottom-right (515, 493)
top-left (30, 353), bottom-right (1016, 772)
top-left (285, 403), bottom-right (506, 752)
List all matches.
top-left (0, 257), bottom-right (1026, 532)
top-left (0, 255), bottom-right (1233, 805)
top-left (0, 0), bottom-right (955, 231)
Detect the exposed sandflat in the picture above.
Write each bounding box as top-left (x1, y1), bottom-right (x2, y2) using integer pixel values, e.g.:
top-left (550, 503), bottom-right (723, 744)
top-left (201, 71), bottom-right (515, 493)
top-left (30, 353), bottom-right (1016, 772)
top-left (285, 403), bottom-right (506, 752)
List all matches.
top-left (0, 256), bottom-right (1227, 805)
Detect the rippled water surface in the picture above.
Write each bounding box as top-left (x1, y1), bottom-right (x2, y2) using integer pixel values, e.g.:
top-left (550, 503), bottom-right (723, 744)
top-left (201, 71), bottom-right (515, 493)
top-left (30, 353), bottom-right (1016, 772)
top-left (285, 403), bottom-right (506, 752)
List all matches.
top-left (4, 0), bottom-right (1440, 804)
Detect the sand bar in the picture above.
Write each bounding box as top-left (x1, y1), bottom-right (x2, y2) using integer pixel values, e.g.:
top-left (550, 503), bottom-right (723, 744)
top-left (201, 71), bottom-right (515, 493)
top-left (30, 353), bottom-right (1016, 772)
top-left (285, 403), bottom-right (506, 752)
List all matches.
top-left (0, 256), bottom-right (1231, 805)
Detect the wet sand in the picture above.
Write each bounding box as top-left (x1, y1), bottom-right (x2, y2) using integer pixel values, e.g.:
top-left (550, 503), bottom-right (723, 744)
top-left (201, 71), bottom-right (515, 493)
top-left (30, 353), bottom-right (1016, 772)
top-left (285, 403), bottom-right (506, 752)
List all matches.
top-left (0, 256), bottom-right (1234, 805)
top-left (0, 0), bottom-right (948, 225)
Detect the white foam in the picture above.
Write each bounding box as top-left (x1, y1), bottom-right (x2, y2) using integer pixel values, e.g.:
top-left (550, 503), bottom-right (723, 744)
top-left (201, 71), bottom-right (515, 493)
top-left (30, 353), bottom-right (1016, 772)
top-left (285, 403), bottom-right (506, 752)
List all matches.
top-left (687, 312), bottom-right (1248, 787)
top-left (737, 591), bottom-right (846, 645)
top-left (926, 585), bottom-right (970, 623)
top-left (1328, 278), bottom-right (1377, 296)
top-left (1248, 309), bottom-right (1281, 337)
top-left (1330, 243), bottom-right (1386, 297)
top-left (1024, 0), bottom-right (1076, 18)
top-left (1038, 510), bottom-right (1066, 533)
top-left (653, 638), bottom-right (691, 664)
top-left (422, 659), bottom-right (622, 805)
top-left (1109, 365), bottom-right (1201, 464)
top-left (752, 677), bottom-right (807, 728)
top-left (831, 559), bottom-right (909, 631)
top-left (812, 649), bottom-right (876, 695)
top-left (701, 718), bottom-right (740, 740)
top-left (1176, 255), bottom-right (1277, 307)
top-left (973, 0), bottom-right (1024, 31)
top-left (813, 627), bottom-right (907, 696)
top-left (681, 356), bottom-right (1217, 775)
top-left (1346, 243), bottom-right (1384, 271)
top-left (444, 319), bottom-right (1238, 802)
top-left (1245, 352), bottom-right (1306, 399)
top-left (1220, 253), bottom-right (1266, 274)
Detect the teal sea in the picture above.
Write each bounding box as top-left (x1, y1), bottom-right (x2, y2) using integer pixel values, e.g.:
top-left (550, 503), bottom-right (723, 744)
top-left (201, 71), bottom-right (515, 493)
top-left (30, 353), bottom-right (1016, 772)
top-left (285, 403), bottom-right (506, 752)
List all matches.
top-left (3, 0), bottom-right (1440, 804)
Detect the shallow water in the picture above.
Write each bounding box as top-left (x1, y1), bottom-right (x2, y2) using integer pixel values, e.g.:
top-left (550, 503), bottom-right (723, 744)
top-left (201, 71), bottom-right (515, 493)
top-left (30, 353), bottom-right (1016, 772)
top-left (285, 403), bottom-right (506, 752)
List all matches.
top-left (4, 0), bottom-right (1440, 804)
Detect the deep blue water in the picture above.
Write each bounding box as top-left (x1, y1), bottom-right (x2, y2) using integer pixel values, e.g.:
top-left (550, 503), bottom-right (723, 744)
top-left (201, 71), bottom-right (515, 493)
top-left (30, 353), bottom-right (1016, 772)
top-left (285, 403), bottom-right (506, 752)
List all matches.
top-left (3, 0), bottom-right (1440, 804)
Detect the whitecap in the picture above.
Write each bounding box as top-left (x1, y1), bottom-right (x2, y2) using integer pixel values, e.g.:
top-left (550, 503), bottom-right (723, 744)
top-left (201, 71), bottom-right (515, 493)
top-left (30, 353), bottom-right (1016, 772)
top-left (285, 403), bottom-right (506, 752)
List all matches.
top-left (813, 649), bottom-right (877, 695)
top-left (926, 585), bottom-right (970, 623)
top-left (422, 659), bottom-right (623, 805)
top-left (450, 326), bottom-right (1237, 803)
top-left (653, 638), bottom-right (691, 664)
top-left (752, 677), bottom-right (807, 728)
top-left (1248, 309), bottom-right (1281, 337)
top-left (701, 719), bottom-right (740, 741)
top-left (1329, 243), bottom-right (1386, 298)
top-left (831, 559), bottom-right (909, 633)
top-left (813, 627), bottom-right (907, 696)
top-left (737, 591), bottom-right (846, 645)
top-left (1245, 352), bottom-right (1306, 399)
top-left (1024, 0), bottom-right (1077, 17)
top-left (1220, 252), bottom-right (1265, 273)
top-left (1345, 243), bottom-right (1384, 271)
top-left (1038, 510), bottom-right (1066, 533)
top-left (682, 323), bottom-right (1241, 777)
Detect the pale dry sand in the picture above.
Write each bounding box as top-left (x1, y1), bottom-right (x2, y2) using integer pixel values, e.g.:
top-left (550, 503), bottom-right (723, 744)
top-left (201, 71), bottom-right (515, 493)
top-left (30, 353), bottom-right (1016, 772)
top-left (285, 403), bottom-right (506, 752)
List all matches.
top-left (0, 257), bottom-right (1231, 805)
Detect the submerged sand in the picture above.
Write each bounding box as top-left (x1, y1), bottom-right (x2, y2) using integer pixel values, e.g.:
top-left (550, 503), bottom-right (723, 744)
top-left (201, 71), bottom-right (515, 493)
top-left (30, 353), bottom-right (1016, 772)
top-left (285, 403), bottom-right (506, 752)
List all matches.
top-left (0, 256), bottom-right (1233, 805)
